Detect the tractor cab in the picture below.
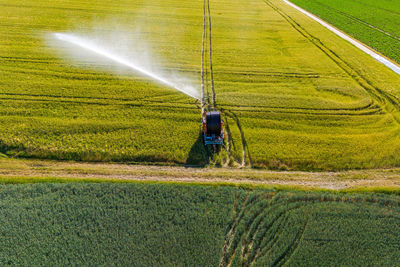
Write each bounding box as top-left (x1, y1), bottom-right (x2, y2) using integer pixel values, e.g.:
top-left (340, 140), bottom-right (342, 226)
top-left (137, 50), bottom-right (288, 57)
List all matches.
top-left (202, 111), bottom-right (224, 146)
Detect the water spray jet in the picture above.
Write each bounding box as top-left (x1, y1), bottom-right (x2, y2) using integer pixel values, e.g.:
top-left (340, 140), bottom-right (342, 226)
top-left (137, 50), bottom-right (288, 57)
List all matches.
top-left (53, 33), bottom-right (200, 100)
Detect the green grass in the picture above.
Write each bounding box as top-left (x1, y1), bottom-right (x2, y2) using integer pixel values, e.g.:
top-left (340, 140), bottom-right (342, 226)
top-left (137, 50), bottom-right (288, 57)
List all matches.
top-left (290, 0), bottom-right (400, 64)
top-left (0, 182), bottom-right (399, 265)
top-left (1, 0), bottom-right (400, 170)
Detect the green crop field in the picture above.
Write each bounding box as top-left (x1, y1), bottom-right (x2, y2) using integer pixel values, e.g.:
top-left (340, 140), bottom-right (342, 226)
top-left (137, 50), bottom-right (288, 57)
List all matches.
top-left (1, 0), bottom-right (400, 170)
top-left (290, 0), bottom-right (400, 64)
top-left (0, 182), bottom-right (398, 265)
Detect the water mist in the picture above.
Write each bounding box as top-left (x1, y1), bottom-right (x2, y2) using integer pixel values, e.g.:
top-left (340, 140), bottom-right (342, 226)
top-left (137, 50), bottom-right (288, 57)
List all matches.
top-left (49, 32), bottom-right (200, 100)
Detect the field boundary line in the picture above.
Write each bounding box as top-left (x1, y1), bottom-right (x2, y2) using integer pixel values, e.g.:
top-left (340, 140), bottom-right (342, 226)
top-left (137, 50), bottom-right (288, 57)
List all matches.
top-left (282, 0), bottom-right (400, 76)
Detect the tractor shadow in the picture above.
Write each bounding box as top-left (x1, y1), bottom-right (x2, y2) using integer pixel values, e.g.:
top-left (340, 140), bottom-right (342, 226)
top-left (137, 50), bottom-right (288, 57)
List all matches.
top-left (185, 131), bottom-right (209, 167)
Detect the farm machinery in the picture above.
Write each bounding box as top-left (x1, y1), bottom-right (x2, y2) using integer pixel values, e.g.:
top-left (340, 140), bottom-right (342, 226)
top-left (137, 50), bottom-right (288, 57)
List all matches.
top-left (202, 111), bottom-right (224, 152)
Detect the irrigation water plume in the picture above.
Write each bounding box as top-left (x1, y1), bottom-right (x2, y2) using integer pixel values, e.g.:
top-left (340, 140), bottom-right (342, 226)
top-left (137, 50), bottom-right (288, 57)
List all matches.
top-left (53, 33), bottom-right (200, 99)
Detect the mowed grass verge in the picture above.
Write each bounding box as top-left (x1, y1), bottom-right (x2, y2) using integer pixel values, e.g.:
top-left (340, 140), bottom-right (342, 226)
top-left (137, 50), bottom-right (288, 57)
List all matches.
top-left (1, 158), bottom-right (400, 190)
top-left (0, 0), bottom-right (400, 170)
top-left (0, 182), bottom-right (399, 265)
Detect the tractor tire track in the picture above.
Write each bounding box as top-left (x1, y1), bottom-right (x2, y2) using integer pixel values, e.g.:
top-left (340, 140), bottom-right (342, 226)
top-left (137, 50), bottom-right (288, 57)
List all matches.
top-left (221, 101), bottom-right (376, 112)
top-left (222, 200), bottom-right (305, 266)
top-left (200, 0), bottom-right (207, 116)
top-left (220, 108), bottom-right (252, 167)
top-left (220, 193), bottom-right (250, 267)
top-left (244, 208), bottom-right (290, 266)
top-left (0, 95), bottom-right (382, 117)
top-left (221, 195), bottom-right (261, 265)
top-left (270, 212), bottom-right (309, 266)
top-left (207, 0), bottom-right (216, 110)
top-left (220, 193), bottom-right (277, 267)
top-left (221, 195), bottom-right (306, 266)
top-left (0, 97), bottom-right (201, 114)
top-left (221, 114), bottom-right (236, 165)
top-left (201, 0), bottom-right (251, 168)
top-left (226, 107), bottom-right (382, 117)
top-left (220, 191), bottom-right (400, 266)
top-left (0, 91), bottom-right (191, 104)
top-left (247, 202), bottom-right (308, 266)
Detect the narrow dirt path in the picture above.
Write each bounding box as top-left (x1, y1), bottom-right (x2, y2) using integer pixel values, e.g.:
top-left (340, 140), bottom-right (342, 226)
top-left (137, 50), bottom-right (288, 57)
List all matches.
top-left (1, 158), bottom-right (400, 190)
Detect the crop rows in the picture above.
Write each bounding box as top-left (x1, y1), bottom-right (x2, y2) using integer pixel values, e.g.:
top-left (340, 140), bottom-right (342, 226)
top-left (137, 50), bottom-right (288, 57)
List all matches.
top-left (0, 182), bottom-right (399, 265)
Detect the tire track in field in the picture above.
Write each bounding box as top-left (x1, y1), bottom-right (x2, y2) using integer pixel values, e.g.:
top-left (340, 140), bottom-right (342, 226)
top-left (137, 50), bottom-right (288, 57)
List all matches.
top-left (0, 91), bottom-right (380, 116)
top-left (1, 63), bottom-right (380, 115)
top-left (0, 92), bottom-right (195, 105)
top-left (220, 112), bottom-right (235, 164)
top-left (220, 197), bottom-right (311, 267)
top-left (270, 213), bottom-right (308, 266)
top-left (0, 89), bottom-right (381, 116)
top-left (219, 192), bottom-right (400, 266)
top-left (207, 0), bottom-right (216, 110)
top-left (265, 0), bottom-right (400, 125)
top-left (221, 194), bottom-right (290, 266)
top-left (224, 101), bottom-right (376, 111)
top-left (0, 3), bottom-right (139, 16)
top-left (226, 106), bottom-right (382, 117)
top-left (0, 96), bottom-right (198, 111)
top-left (245, 201), bottom-right (311, 266)
top-left (243, 204), bottom-right (296, 265)
top-left (219, 108), bottom-right (253, 167)
top-left (0, 92), bottom-right (377, 113)
top-left (200, 0), bottom-right (250, 167)
top-left (1, 62), bottom-right (332, 79)
top-left (219, 192), bottom-right (250, 267)
top-left (220, 193), bottom-right (276, 267)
